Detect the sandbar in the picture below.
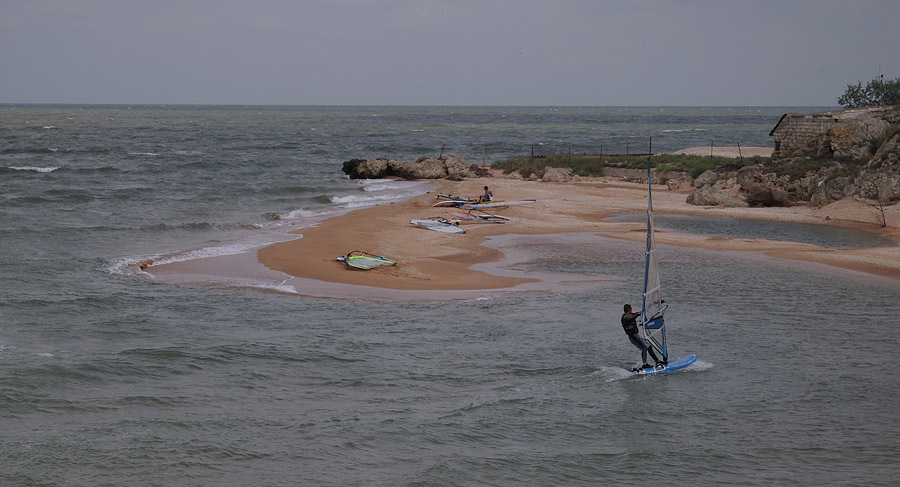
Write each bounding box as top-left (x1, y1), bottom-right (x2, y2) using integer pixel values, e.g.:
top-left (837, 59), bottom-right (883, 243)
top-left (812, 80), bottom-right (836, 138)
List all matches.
top-left (255, 168), bottom-right (900, 295)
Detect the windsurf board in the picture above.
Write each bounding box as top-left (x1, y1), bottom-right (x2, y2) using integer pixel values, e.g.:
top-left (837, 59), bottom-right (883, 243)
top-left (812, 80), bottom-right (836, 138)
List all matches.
top-left (632, 354), bottom-right (697, 375)
top-left (410, 219), bottom-right (466, 234)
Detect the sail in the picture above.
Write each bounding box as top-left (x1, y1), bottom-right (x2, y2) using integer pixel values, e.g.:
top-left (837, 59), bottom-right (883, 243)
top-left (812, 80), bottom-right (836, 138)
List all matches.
top-left (641, 158), bottom-right (668, 362)
top-left (337, 251), bottom-right (397, 270)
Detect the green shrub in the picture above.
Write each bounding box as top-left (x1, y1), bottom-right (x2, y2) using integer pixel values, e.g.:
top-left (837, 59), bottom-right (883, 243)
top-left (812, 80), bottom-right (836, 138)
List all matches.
top-left (491, 153), bottom-right (767, 178)
top-left (839, 77), bottom-right (900, 108)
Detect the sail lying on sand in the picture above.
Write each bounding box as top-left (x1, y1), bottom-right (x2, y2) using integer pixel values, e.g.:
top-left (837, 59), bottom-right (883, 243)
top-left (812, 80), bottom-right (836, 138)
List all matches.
top-left (640, 158), bottom-right (668, 363)
top-left (335, 251), bottom-right (397, 270)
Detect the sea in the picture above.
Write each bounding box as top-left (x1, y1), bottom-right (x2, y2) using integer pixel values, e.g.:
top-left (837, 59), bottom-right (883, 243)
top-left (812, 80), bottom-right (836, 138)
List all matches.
top-left (2, 105), bottom-right (899, 486)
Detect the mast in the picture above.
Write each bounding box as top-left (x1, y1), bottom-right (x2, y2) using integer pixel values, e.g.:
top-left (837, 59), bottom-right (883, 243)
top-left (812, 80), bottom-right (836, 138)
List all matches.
top-left (641, 146), bottom-right (668, 361)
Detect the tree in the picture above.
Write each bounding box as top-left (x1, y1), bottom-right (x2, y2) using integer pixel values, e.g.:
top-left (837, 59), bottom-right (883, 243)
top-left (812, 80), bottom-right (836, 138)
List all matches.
top-left (838, 77), bottom-right (900, 108)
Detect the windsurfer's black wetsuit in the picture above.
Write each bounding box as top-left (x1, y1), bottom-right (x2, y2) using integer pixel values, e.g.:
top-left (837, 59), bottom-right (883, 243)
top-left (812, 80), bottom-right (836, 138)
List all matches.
top-left (622, 311), bottom-right (661, 366)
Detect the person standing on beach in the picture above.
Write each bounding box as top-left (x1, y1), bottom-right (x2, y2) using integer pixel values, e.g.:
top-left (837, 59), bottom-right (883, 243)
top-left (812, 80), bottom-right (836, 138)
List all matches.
top-left (478, 186), bottom-right (493, 203)
top-left (621, 304), bottom-right (664, 370)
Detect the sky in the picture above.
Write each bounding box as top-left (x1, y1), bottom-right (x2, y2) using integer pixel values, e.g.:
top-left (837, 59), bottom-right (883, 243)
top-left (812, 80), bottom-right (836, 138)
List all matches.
top-left (1, 0), bottom-right (898, 106)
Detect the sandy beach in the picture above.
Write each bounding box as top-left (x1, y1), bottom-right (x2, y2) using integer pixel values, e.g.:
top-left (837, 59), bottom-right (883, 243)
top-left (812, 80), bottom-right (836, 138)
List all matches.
top-left (251, 164), bottom-right (900, 296)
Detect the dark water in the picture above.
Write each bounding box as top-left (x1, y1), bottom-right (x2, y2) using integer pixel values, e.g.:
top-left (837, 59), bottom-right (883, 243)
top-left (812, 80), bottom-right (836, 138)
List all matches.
top-left (3, 105), bottom-right (898, 486)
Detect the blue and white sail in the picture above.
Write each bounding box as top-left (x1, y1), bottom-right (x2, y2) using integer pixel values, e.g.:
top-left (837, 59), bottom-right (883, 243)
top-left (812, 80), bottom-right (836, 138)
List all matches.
top-left (640, 158), bottom-right (668, 363)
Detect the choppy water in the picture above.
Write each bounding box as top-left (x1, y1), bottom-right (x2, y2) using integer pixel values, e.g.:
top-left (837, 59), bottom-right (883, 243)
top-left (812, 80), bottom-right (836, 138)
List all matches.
top-left (2, 105), bottom-right (899, 486)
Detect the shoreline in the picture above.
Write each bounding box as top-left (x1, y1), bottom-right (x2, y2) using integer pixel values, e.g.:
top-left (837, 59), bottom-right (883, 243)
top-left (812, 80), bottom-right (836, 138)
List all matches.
top-left (145, 151), bottom-right (900, 298)
top-left (255, 172), bottom-right (900, 293)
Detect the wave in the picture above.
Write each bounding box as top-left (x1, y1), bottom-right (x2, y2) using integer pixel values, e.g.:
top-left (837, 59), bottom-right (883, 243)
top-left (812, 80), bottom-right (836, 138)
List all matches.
top-left (244, 282), bottom-right (299, 294)
top-left (108, 230), bottom-right (300, 276)
top-left (106, 255), bottom-right (159, 276)
top-left (67, 165), bottom-right (120, 174)
top-left (266, 185), bottom-right (321, 196)
top-left (6, 166), bottom-right (59, 173)
top-left (589, 366), bottom-right (635, 382)
top-left (136, 221), bottom-right (267, 233)
top-left (111, 240), bottom-right (261, 270)
top-left (225, 144), bottom-right (301, 151)
top-left (140, 222), bottom-right (216, 232)
top-left (8, 193), bottom-right (94, 205)
top-left (267, 208), bottom-right (324, 221)
top-left (329, 192), bottom-right (407, 206)
top-left (1, 147), bottom-right (59, 155)
top-left (330, 181), bottom-right (432, 208)
top-left (359, 179), bottom-right (429, 192)
top-left (661, 128), bottom-right (710, 133)
top-left (2, 164), bottom-right (122, 177)
top-left (686, 359), bottom-right (714, 372)
top-left (2, 146), bottom-right (113, 155)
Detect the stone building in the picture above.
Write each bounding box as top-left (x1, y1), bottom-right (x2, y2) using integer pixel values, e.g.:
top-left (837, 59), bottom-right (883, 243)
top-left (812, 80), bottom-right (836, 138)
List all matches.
top-left (769, 106), bottom-right (888, 158)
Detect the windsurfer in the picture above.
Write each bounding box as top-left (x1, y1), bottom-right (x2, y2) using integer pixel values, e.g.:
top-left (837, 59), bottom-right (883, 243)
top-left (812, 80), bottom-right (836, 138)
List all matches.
top-left (621, 304), bottom-right (665, 370)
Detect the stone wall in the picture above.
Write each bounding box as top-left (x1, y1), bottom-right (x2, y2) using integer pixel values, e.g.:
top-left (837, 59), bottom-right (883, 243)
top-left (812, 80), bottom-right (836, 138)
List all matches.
top-left (770, 112), bottom-right (837, 158)
top-left (770, 107), bottom-right (888, 158)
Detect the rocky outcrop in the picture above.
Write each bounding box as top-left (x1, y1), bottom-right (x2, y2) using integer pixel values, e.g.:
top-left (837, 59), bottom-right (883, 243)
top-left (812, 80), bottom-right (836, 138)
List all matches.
top-left (342, 158), bottom-right (389, 179)
top-left (736, 166), bottom-right (797, 207)
top-left (693, 170), bottom-right (717, 188)
top-left (542, 166), bottom-right (577, 182)
top-left (686, 185), bottom-right (748, 207)
top-left (342, 154), bottom-right (488, 180)
top-left (600, 167), bottom-right (693, 186)
top-left (856, 133), bottom-right (900, 201)
top-left (829, 116), bottom-right (891, 161)
top-left (687, 107), bottom-right (900, 207)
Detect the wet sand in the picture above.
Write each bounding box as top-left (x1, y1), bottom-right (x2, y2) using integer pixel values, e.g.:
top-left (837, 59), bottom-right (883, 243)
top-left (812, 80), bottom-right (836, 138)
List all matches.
top-left (253, 172), bottom-right (900, 294)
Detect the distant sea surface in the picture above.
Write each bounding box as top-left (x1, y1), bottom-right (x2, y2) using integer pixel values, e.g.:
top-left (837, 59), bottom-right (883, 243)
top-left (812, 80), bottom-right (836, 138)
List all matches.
top-left (3, 105), bottom-right (899, 486)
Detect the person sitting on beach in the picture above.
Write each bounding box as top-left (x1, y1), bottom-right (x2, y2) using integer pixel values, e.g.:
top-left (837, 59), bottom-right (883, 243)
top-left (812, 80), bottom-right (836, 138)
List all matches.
top-left (477, 186), bottom-right (493, 203)
top-left (621, 304), bottom-right (665, 370)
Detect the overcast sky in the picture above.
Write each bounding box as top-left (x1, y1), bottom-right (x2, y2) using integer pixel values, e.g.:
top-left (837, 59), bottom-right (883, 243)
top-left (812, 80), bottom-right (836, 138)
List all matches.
top-left (2, 0), bottom-right (897, 106)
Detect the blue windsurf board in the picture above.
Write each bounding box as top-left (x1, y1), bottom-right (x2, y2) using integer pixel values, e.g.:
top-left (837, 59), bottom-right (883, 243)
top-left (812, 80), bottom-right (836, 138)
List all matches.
top-left (632, 354), bottom-right (697, 375)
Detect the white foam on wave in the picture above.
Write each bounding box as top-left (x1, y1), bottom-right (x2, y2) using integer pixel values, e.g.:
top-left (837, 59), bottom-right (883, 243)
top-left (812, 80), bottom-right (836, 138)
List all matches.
top-left (661, 128), bottom-right (709, 133)
top-left (585, 366), bottom-right (634, 382)
top-left (151, 240), bottom-right (272, 267)
top-left (108, 238), bottom-right (291, 277)
top-left (330, 192), bottom-right (412, 207)
top-left (332, 179), bottom-right (434, 208)
top-left (269, 180), bottom-right (436, 229)
top-left (688, 359), bottom-right (714, 371)
top-left (359, 178), bottom-right (430, 191)
top-left (281, 208), bottom-right (325, 220)
top-left (9, 166), bottom-right (59, 173)
top-left (106, 254), bottom-right (160, 276)
top-left (246, 282), bottom-right (299, 294)
top-left (362, 182), bottom-right (406, 192)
